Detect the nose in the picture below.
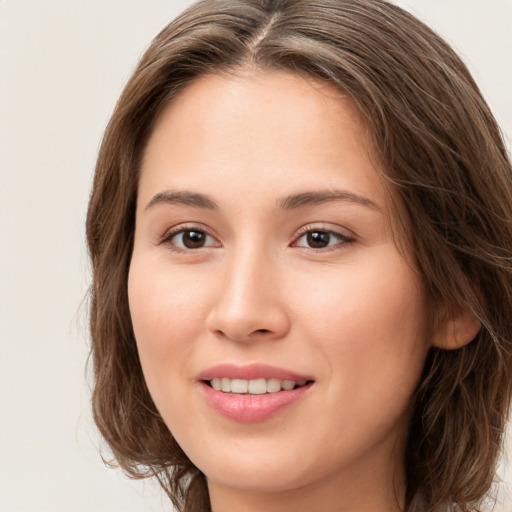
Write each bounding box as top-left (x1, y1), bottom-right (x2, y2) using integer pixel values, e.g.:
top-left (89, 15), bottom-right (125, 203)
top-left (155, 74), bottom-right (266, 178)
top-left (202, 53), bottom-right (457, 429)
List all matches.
top-left (205, 246), bottom-right (290, 343)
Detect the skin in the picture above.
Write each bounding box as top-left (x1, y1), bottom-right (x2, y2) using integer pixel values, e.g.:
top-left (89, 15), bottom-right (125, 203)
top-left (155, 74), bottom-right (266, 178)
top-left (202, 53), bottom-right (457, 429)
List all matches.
top-left (128, 70), bottom-right (434, 512)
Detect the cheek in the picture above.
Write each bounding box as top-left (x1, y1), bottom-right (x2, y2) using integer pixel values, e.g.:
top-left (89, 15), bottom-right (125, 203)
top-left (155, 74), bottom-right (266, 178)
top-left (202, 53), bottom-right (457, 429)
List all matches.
top-left (294, 250), bottom-right (428, 346)
top-left (127, 258), bottom-right (208, 386)
top-left (341, 283), bottom-right (428, 415)
top-left (294, 252), bottom-right (429, 412)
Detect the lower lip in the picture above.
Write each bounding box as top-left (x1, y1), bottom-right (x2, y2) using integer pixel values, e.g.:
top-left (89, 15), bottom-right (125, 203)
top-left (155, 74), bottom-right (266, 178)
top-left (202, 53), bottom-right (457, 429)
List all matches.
top-left (199, 382), bottom-right (313, 423)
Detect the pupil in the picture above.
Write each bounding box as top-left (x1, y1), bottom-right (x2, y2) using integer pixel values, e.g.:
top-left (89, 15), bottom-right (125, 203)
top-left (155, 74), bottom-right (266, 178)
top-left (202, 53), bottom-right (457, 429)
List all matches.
top-left (183, 230), bottom-right (205, 248)
top-left (307, 231), bottom-right (330, 248)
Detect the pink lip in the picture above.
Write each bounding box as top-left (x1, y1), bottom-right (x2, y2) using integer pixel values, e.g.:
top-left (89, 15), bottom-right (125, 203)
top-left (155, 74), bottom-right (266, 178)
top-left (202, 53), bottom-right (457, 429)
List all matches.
top-left (196, 363), bottom-right (314, 423)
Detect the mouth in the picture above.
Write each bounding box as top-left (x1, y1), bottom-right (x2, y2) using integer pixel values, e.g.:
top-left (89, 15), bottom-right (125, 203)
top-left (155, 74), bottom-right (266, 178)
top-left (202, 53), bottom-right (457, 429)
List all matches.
top-left (197, 364), bottom-right (315, 422)
top-left (204, 377), bottom-right (312, 394)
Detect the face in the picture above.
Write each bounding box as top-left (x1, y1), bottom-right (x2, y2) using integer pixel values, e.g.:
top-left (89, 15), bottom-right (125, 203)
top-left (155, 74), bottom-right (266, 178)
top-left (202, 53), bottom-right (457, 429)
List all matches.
top-left (128, 70), bottom-right (431, 506)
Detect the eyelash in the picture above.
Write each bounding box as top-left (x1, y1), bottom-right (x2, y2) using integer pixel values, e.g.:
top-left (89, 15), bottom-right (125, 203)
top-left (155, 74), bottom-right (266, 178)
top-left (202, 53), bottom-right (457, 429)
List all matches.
top-left (160, 225), bottom-right (220, 254)
top-left (293, 225), bottom-right (356, 251)
top-left (160, 224), bottom-right (356, 253)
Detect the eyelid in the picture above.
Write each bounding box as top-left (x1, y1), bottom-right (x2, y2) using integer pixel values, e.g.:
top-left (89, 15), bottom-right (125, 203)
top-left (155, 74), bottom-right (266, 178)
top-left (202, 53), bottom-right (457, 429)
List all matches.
top-left (292, 223), bottom-right (356, 250)
top-left (159, 223), bottom-right (221, 250)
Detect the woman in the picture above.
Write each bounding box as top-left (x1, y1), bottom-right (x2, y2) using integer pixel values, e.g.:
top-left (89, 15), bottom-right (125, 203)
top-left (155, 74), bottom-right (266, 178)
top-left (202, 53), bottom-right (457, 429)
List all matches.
top-left (86, 1), bottom-right (512, 511)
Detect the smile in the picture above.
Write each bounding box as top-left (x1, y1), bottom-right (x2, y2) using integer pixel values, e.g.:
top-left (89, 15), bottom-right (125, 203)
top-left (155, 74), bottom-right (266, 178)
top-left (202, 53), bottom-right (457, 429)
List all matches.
top-left (197, 364), bottom-right (315, 422)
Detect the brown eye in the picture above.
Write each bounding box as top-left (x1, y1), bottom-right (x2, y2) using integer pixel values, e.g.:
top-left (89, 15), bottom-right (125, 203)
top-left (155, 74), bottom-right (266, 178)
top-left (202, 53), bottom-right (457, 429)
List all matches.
top-left (306, 231), bottom-right (332, 248)
top-left (294, 228), bottom-right (354, 250)
top-left (181, 230), bottom-right (207, 248)
top-left (164, 228), bottom-right (220, 251)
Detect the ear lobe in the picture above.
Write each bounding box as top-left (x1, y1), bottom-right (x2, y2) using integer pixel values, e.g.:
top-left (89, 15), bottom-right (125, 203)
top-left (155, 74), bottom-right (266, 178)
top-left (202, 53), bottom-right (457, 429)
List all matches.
top-left (432, 309), bottom-right (481, 350)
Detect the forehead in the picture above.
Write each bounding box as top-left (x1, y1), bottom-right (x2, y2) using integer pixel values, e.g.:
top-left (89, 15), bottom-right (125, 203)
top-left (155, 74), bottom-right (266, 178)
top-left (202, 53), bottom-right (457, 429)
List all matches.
top-left (139, 69), bottom-right (391, 217)
top-left (146, 70), bottom-right (372, 150)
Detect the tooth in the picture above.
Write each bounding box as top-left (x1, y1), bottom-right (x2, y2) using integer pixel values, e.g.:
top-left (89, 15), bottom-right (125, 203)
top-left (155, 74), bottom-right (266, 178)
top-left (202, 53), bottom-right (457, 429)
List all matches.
top-left (267, 378), bottom-right (281, 393)
top-left (231, 379), bottom-right (249, 393)
top-left (248, 378), bottom-right (267, 394)
top-left (221, 377), bottom-right (231, 392)
top-left (282, 380), bottom-right (295, 391)
top-left (213, 377), bottom-right (307, 394)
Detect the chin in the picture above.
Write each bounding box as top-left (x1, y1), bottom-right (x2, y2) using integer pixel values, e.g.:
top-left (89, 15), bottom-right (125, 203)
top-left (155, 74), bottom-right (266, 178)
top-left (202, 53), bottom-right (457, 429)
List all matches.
top-left (189, 445), bottom-right (311, 493)
top-left (205, 467), bottom-right (305, 494)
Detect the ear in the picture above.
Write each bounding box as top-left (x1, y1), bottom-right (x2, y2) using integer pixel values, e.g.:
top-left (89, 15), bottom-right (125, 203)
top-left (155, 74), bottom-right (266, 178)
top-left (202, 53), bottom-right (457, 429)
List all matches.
top-left (431, 308), bottom-right (481, 350)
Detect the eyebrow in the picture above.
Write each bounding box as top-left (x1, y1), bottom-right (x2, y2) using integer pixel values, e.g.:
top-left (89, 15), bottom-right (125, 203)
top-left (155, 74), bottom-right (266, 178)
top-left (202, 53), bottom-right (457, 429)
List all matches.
top-left (145, 189), bottom-right (380, 212)
top-left (145, 190), bottom-right (220, 211)
top-left (278, 190), bottom-right (381, 211)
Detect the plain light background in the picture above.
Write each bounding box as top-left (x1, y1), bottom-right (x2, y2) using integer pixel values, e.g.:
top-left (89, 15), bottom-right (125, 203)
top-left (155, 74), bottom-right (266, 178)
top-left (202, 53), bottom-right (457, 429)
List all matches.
top-left (0, 1), bottom-right (511, 511)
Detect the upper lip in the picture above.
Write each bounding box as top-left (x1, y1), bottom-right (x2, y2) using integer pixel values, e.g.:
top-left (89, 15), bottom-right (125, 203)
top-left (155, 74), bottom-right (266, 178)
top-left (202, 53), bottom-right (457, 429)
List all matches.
top-left (197, 363), bottom-right (314, 382)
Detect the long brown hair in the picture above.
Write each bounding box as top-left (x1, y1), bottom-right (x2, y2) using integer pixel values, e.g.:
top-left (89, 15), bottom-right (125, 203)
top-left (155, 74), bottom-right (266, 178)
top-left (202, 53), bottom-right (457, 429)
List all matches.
top-left (86, 1), bottom-right (512, 511)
